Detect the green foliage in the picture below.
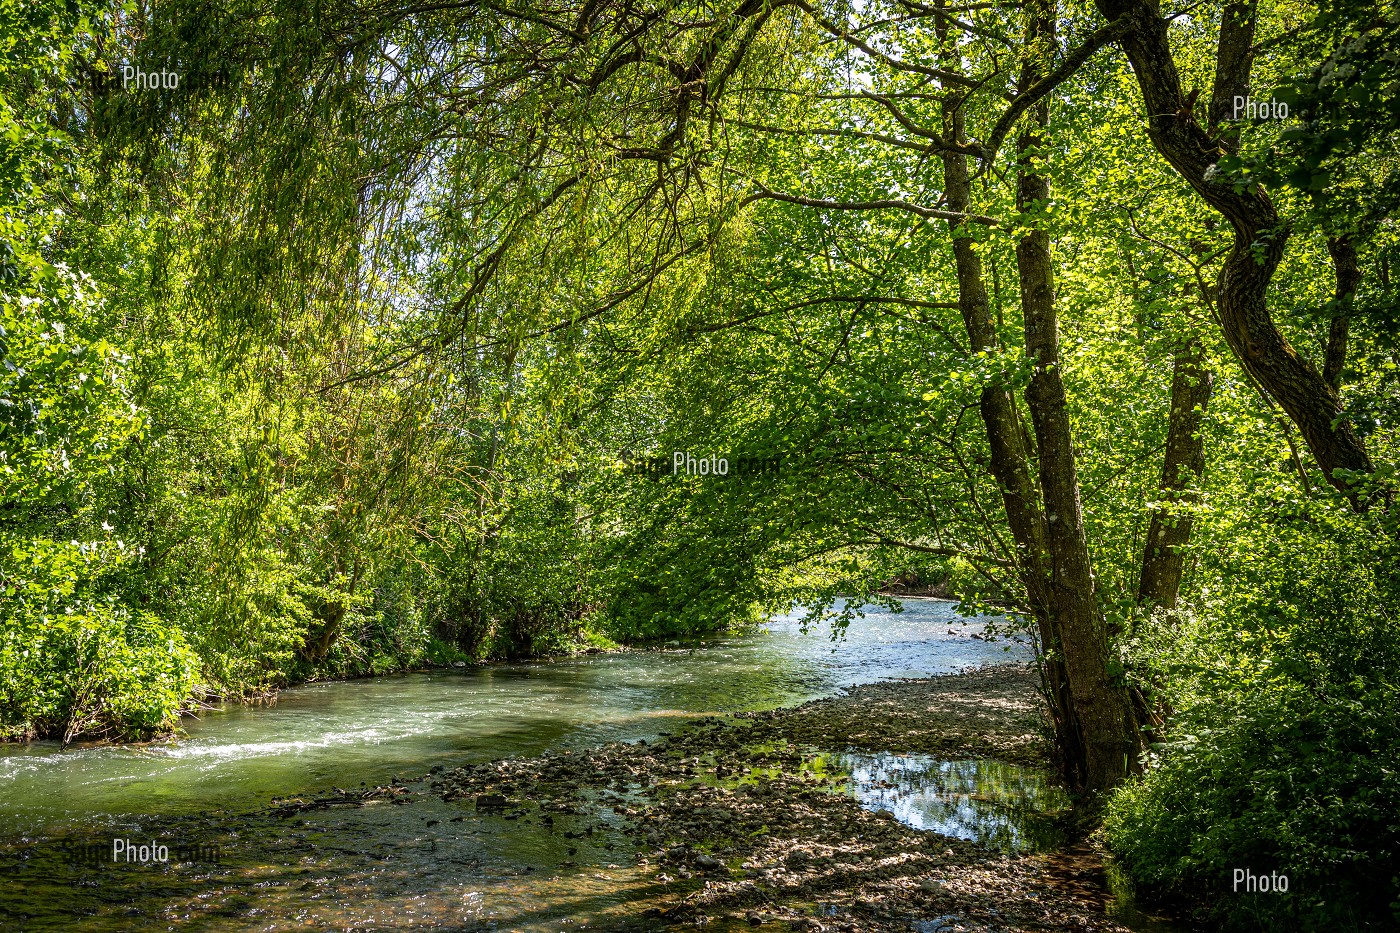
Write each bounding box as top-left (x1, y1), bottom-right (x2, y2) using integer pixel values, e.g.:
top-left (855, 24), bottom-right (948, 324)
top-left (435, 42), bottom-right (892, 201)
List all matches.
top-left (1107, 504), bottom-right (1400, 931)
top-left (0, 29), bottom-right (1395, 933)
top-left (0, 0), bottom-right (197, 742)
top-left (0, 537), bottom-right (200, 741)
top-left (422, 637), bottom-right (471, 668)
top-left (1263, 1), bottom-right (1400, 227)
top-left (0, 267), bottom-right (139, 505)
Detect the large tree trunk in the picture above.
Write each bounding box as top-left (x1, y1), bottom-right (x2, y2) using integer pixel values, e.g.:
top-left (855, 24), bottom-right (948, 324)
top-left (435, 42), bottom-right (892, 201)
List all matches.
top-left (1324, 237), bottom-right (1360, 392)
top-left (1138, 339), bottom-right (1213, 609)
top-left (1207, 1), bottom-right (1257, 139)
top-left (1016, 0), bottom-right (1139, 791)
top-left (937, 13), bottom-right (1085, 786)
top-left (1094, 0), bottom-right (1375, 503)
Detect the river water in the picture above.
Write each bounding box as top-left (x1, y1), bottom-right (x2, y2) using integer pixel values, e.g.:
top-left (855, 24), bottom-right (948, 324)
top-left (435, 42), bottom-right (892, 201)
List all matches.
top-left (0, 600), bottom-right (1107, 931)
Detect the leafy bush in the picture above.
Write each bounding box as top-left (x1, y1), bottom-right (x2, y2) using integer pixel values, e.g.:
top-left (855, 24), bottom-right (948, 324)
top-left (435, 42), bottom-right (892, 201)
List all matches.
top-left (0, 535), bottom-right (203, 740)
top-left (0, 600), bottom-right (200, 742)
top-left (423, 637), bottom-right (471, 667)
top-left (1106, 680), bottom-right (1400, 931)
top-left (1107, 505), bottom-right (1400, 931)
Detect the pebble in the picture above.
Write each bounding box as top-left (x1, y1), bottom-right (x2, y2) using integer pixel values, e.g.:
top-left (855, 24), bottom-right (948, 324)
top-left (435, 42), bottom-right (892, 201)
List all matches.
top-left (418, 665), bottom-right (1111, 933)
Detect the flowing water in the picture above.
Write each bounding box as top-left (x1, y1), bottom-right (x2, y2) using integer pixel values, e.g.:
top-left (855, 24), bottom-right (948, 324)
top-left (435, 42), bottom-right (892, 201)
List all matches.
top-left (0, 601), bottom-right (1135, 931)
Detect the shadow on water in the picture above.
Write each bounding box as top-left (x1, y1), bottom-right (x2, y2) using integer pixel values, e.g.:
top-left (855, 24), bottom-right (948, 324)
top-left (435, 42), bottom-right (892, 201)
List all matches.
top-left (0, 603), bottom-right (1177, 930)
top-left (0, 751), bottom-right (1181, 932)
top-left (0, 787), bottom-right (667, 931)
top-left (0, 754), bottom-right (1086, 931)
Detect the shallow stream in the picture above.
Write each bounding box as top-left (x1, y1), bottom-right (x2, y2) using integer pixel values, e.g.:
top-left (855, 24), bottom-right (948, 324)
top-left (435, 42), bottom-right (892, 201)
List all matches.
top-left (0, 601), bottom-right (1145, 931)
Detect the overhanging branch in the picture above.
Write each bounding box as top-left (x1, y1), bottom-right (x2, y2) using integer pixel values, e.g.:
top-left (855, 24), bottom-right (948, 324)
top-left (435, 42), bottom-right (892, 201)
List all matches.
top-left (740, 187), bottom-right (1002, 227)
top-left (979, 15), bottom-right (1133, 170)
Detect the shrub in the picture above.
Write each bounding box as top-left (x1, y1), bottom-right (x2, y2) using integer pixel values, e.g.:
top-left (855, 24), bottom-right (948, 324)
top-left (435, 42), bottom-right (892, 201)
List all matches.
top-left (1105, 679), bottom-right (1400, 931)
top-left (0, 602), bottom-right (201, 742)
top-left (1107, 504), bottom-right (1400, 931)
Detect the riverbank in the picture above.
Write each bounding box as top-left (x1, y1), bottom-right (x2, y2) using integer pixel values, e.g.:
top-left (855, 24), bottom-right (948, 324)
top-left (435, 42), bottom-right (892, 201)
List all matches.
top-left (429, 664), bottom-right (1149, 932)
top-left (0, 626), bottom-right (1168, 932)
top-left (0, 602), bottom-right (972, 747)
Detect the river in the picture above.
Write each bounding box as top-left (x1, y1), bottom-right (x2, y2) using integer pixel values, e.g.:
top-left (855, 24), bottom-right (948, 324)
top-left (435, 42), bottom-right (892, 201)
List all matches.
top-left (0, 600), bottom-right (1104, 931)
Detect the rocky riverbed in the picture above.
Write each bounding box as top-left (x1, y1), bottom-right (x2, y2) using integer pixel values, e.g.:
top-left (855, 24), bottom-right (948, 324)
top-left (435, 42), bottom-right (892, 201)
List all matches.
top-left (426, 664), bottom-right (1150, 932)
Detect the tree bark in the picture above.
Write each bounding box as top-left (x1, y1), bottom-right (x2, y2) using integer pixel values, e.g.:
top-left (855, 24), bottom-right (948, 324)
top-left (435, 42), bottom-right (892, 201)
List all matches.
top-left (937, 7), bottom-right (1084, 786)
top-left (1093, 0), bottom-right (1375, 503)
top-left (1207, 2), bottom-right (1257, 139)
top-left (1138, 339), bottom-right (1213, 609)
top-left (1016, 0), bottom-right (1139, 791)
top-left (1324, 237), bottom-right (1360, 392)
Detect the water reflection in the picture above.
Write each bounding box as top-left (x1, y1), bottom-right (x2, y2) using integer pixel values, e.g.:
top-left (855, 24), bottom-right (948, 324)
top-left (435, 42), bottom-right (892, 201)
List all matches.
top-left (0, 601), bottom-right (1027, 831)
top-left (833, 754), bottom-right (1071, 852)
top-left (0, 601), bottom-right (1051, 930)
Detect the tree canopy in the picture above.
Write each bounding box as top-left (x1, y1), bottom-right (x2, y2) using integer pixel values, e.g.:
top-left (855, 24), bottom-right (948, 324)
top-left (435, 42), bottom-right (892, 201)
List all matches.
top-left (2, 0), bottom-right (1398, 926)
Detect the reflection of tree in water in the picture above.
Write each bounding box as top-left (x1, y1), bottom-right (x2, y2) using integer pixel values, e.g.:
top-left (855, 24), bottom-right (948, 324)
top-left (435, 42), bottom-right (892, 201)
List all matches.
top-left (832, 754), bottom-right (1070, 853)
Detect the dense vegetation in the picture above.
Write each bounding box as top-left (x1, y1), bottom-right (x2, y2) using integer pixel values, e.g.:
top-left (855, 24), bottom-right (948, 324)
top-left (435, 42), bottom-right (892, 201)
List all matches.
top-left (2, 0), bottom-right (1396, 927)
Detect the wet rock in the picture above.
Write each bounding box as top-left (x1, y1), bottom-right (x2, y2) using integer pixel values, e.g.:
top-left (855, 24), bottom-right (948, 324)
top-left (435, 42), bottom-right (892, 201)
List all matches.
top-left (475, 793), bottom-right (509, 809)
top-left (418, 664), bottom-right (1136, 933)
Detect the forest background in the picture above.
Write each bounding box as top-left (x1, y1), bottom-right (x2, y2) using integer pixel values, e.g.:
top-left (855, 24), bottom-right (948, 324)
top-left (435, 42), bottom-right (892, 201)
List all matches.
top-left (1, 0), bottom-right (1398, 928)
